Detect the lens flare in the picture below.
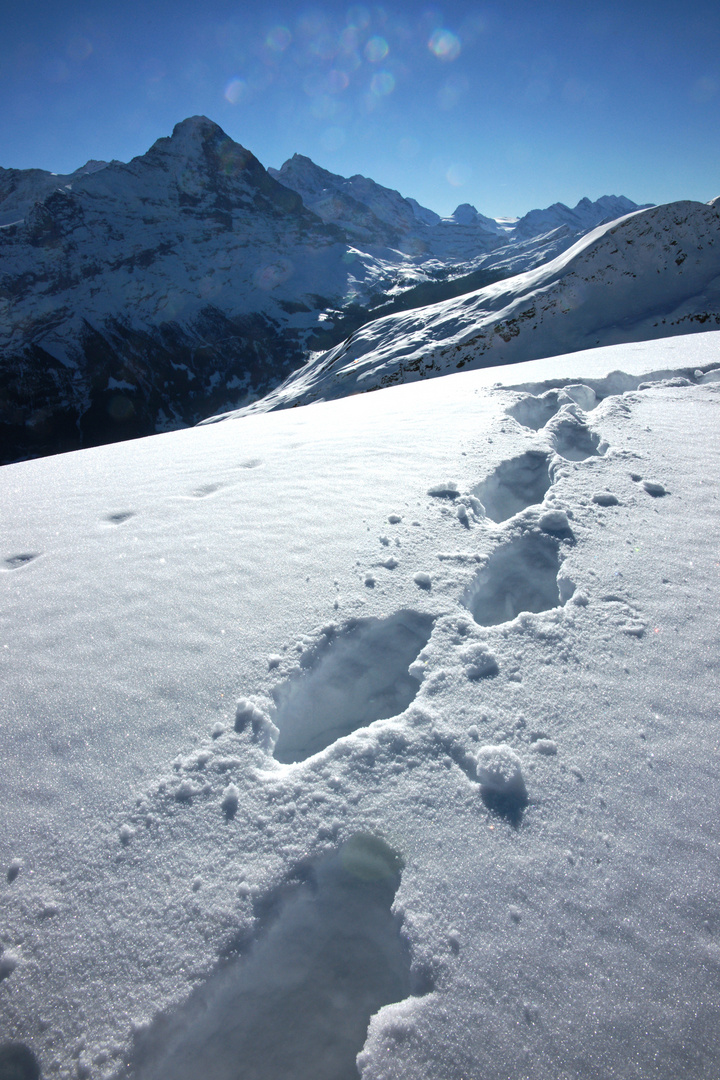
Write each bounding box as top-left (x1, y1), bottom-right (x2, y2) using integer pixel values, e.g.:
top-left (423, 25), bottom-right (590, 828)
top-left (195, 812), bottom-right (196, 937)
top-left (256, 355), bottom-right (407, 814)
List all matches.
top-left (370, 71), bottom-right (395, 96)
top-left (428, 29), bottom-right (461, 61)
top-left (224, 78), bottom-right (246, 104)
top-left (340, 26), bottom-right (361, 51)
top-left (346, 5), bottom-right (371, 30)
top-left (254, 259), bottom-right (294, 291)
top-left (446, 162), bottom-right (471, 187)
top-left (364, 36), bottom-right (389, 62)
top-left (328, 69), bottom-right (350, 92)
top-left (67, 36), bottom-right (93, 62)
top-left (310, 33), bottom-right (337, 60)
top-left (438, 73), bottom-right (468, 109)
top-left (266, 26), bottom-right (292, 52)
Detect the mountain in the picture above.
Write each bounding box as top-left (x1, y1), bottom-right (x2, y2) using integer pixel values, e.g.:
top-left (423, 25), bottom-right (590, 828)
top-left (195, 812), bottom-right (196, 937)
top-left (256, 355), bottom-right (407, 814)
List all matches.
top-left (0, 159), bottom-right (111, 227)
top-left (0, 116), bottom-right (650, 465)
top-left (0, 118), bottom-right (398, 464)
top-left (512, 194), bottom-right (651, 240)
top-left (268, 155), bottom-right (506, 259)
top-left (215, 199), bottom-right (720, 418)
top-left (269, 153), bottom-right (424, 243)
top-left (2, 331), bottom-right (720, 1079)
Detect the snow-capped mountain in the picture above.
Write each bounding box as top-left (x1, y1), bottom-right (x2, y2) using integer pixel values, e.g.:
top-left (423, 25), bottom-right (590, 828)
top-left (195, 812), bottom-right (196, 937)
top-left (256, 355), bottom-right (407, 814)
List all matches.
top-left (512, 194), bottom-right (649, 240)
top-left (0, 159), bottom-right (111, 227)
top-left (268, 153), bottom-right (427, 244)
top-left (0, 115), bottom-right (651, 465)
top-left (0, 118), bottom-right (406, 464)
top-left (215, 199), bottom-right (720, 418)
top-left (267, 156), bottom-right (640, 259)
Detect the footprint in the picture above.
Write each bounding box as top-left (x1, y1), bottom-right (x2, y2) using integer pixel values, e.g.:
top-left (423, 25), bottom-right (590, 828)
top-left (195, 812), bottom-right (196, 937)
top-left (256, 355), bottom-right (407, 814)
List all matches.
top-left (427, 481), bottom-right (460, 499)
top-left (3, 553), bottom-right (40, 570)
top-left (124, 835), bottom-right (413, 1080)
top-left (640, 479), bottom-right (667, 498)
top-left (106, 511), bottom-right (135, 525)
top-left (271, 611), bottom-right (435, 764)
top-left (462, 532), bottom-right (567, 626)
top-left (0, 1042), bottom-right (41, 1080)
top-left (547, 414), bottom-right (604, 462)
top-left (236, 458), bottom-right (263, 470)
top-left (191, 483), bottom-right (223, 499)
top-left (472, 451), bottom-right (552, 523)
top-left (505, 390), bottom-right (561, 430)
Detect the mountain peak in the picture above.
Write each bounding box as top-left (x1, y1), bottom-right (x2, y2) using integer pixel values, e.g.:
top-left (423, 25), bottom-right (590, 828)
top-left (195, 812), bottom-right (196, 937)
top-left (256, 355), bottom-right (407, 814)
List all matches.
top-left (451, 203), bottom-right (480, 225)
top-left (170, 115), bottom-right (226, 141)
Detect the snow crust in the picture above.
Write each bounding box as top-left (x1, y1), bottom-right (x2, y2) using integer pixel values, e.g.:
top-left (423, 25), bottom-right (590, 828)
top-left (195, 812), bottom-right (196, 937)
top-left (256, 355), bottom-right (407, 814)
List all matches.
top-left (1, 333), bottom-right (720, 1079)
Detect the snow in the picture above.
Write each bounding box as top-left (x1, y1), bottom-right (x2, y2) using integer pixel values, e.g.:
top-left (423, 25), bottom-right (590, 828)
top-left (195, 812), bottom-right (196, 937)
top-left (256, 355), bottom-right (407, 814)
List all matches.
top-left (0, 116), bottom-right (655, 465)
top-left (1, 332), bottom-right (720, 1079)
top-left (215, 199), bottom-right (720, 418)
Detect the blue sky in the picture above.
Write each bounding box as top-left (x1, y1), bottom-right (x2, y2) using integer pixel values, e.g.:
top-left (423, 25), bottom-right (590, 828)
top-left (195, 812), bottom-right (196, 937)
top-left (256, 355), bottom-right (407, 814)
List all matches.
top-left (2, 1), bottom-right (719, 217)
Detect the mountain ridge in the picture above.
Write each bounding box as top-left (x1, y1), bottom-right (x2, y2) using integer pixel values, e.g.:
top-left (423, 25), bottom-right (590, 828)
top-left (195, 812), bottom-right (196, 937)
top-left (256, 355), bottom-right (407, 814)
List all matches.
top-left (210, 198), bottom-right (720, 418)
top-left (0, 114), bottom-right (673, 465)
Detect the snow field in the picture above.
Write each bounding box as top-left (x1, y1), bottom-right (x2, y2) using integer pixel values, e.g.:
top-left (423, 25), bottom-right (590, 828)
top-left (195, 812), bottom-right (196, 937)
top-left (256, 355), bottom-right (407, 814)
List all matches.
top-left (1, 336), bottom-right (720, 1078)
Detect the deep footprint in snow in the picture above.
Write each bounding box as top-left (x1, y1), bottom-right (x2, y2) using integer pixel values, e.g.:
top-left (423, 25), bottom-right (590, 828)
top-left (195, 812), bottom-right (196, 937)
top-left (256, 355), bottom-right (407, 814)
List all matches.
top-left (505, 390), bottom-right (562, 430)
top-left (462, 532), bottom-right (567, 626)
top-left (0, 1042), bottom-right (41, 1080)
top-left (472, 451), bottom-right (552, 523)
top-left (106, 511), bottom-right (135, 525)
top-left (3, 553), bottom-right (40, 570)
top-left (272, 611), bottom-right (434, 764)
top-left (125, 835), bottom-right (413, 1080)
top-left (548, 414), bottom-right (604, 461)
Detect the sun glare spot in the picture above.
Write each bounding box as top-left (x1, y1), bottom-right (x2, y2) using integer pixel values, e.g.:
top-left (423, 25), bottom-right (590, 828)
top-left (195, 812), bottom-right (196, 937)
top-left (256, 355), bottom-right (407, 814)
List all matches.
top-left (340, 26), bottom-right (361, 52)
top-left (446, 162), bottom-right (471, 187)
top-left (347, 5), bottom-right (371, 30)
top-left (224, 78), bottom-right (246, 105)
top-left (438, 73), bottom-right (468, 109)
top-left (254, 259), bottom-right (294, 291)
top-left (429, 29), bottom-right (461, 61)
top-left (328, 69), bottom-right (350, 92)
top-left (365, 36), bottom-right (389, 62)
top-left (266, 26), bottom-right (292, 52)
top-left (371, 71), bottom-right (395, 96)
top-left (67, 36), bottom-right (93, 62)
top-left (310, 33), bottom-right (337, 60)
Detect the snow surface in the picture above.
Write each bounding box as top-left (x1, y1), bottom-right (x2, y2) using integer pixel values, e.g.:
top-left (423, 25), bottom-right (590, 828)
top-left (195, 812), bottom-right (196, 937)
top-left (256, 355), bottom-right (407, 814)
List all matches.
top-left (1, 333), bottom-right (720, 1079)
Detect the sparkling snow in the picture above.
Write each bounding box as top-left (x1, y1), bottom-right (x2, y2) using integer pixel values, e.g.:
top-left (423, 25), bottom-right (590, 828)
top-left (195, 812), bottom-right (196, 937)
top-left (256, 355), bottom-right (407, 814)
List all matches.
top-left (1, 334), bottom-right (720, 1079)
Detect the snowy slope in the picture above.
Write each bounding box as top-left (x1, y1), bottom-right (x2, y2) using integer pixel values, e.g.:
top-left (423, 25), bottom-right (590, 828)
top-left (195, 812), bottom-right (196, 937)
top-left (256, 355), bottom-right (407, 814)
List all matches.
top-left (1, 333), bottom-right (720, 1080)
top-left (221, 199), bottom-right (720, 416)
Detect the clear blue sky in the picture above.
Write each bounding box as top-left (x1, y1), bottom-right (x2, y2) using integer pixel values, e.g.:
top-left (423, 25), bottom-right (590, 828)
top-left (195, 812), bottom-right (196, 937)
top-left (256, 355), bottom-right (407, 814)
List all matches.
top-left (2, 1), bottom-right (718, 218)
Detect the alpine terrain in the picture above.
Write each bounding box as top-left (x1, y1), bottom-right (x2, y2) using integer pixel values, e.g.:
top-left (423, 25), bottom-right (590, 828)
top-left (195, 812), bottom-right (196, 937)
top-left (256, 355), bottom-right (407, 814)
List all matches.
top-left (0, 116), bottom-right (656, 465)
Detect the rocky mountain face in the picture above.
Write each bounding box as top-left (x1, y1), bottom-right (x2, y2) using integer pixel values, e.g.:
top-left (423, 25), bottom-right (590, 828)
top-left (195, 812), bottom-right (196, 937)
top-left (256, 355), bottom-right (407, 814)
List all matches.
top-left (210, 199), bottom-right (720, 418)
top-left (1, 116), bottom-right (650, 464)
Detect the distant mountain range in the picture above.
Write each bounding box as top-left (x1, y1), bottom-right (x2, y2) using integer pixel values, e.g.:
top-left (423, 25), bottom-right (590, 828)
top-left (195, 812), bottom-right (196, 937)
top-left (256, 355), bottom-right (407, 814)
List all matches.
top-left (215, 199), bottom-right (720, 418)
top-left (1, 115), bottom-right (714, 465)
